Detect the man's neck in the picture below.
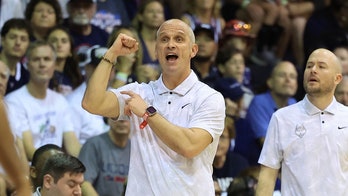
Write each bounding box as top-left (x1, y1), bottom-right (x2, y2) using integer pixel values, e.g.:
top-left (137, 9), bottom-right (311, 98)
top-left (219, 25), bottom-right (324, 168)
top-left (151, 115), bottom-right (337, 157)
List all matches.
top-left (0, 52), bottom-right (20, 75)
top-left (26, 81), bottom-right (48, 99)
top-left (270, 91), bottom-right (291, 109)
top-left (307, 93), bottom-right (334, 110)
top-left (108, 131), bottom-right (128, 148)
top-left (69, 23), bottom-right (92, 36)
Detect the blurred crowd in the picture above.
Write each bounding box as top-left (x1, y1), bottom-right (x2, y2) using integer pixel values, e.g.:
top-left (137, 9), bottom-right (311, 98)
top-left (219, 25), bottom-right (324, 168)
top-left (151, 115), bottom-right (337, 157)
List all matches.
top-left (0, 0), bottom-right (347, 195)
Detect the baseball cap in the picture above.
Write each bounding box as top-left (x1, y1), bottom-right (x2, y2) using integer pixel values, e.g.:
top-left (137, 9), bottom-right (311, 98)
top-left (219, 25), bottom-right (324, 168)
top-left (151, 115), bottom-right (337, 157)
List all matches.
top-left (215, 77), bottom-right (244, 101)
top-left (78, 45), bottom-right (108, 67)
top-left (223, 20), bottom-right (253, 38)
top-left (194, 23), bottom-right (218, 43)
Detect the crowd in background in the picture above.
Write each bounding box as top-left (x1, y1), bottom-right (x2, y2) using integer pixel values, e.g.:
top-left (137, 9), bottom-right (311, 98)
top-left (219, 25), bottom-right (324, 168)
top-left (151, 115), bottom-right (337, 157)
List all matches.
top-left (0, 0), bottom-right (348, 195)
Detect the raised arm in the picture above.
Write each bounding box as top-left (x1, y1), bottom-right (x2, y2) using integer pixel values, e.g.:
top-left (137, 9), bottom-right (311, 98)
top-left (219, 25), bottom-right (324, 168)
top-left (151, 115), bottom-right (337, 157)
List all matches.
top-left (82, 33), bottom-right (139, 118)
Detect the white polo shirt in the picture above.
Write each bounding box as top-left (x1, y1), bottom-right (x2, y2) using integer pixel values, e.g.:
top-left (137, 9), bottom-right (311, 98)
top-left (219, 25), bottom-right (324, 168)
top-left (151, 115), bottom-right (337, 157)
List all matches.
top-left (259, 95), bottom-right (348, 196)
top-left (110, 71), bottom-right (225, 196)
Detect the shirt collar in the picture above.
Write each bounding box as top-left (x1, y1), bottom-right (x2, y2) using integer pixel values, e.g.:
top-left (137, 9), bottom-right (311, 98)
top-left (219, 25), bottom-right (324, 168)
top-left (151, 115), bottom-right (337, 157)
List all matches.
top-left (156, 70), bottom-right (199, 96)
top-left (303, 94), bottom-right (338, 115)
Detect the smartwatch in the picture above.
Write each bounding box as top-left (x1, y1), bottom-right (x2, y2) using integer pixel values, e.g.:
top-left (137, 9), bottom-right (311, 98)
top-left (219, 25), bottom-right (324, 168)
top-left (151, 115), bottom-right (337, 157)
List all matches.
top-left (140, 106), bottom-right (157, 129)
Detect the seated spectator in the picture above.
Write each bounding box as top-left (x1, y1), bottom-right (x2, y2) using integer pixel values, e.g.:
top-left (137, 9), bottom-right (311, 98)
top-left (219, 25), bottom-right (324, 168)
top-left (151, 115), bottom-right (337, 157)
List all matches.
top-left (47, 25), bottom-right (84, 96)
top-left (91, 0), bottom-right (130, 33)
top-left (333, 46), bottom-right (348, 76)
top-left (5, 41), bottom-right (80, 161)
top-left (24, 0), bottom-right (63, 41)
top-left (64, 0), bottom-right (109, 53)
top-left (192, 24), bottom-right (220, 88)
top-left (0, 0), bottom-right (24, 43)
top-left (66, 45), bottom-right (108, 145)
top-left (213, 116), bottom-right (249, 195)
top-left (32, 153), bottom-right (85, 196)
top-left (29, 144), bottom-right (63, 192)
top-left (181, 0), bottom-right (225, 43)
top-left (303, 0), bottom-right (348, 65)
top-left (132, 0), bottom-right (165, 78)
top-left (244, 61), bottom-right (298, 165)
top-left (335, 75), bottom-right (348, 106)
top-left (79, 118), bottom-right (131, 196)
top-left (0, 18), bottom-right (31, 95)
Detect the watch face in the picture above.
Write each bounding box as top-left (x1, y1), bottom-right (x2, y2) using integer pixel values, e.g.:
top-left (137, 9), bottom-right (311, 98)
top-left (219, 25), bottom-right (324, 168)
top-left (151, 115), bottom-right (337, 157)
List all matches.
top-left (147, 106), bottom-right (157, 115)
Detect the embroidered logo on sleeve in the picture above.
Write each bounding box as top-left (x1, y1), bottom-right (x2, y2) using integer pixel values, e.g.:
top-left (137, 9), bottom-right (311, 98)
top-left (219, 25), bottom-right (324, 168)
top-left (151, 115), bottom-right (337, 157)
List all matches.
top-left (295, 124), bottom-right (306, 138)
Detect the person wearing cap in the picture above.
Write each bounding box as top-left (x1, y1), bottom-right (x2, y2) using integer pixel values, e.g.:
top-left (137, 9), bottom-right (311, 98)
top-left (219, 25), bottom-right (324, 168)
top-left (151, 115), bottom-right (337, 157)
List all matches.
top-left (66, 45), bottom-right (108, 145)
top-left (65, 0), bottom-right (109, 53)
top-left (82, 19), bottom-right (225, 195)
top-left (5, 40), bottom-right (81, 161)
top-left (245, 61), bottom-right (298, 165)
top-left (192, 23), bottom-right (221, 88)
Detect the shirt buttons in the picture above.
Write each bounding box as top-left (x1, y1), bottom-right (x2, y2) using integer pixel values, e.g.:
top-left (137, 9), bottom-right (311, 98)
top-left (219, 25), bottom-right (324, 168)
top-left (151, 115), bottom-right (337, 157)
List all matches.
top-left (321, 112), bottom-right (324, 115)
top-left (168, 101), bottom-right (171, 104)
top-left (169, 92), bottom-right (173, 94)
top-left (322, 121), bottom-right (325, 124)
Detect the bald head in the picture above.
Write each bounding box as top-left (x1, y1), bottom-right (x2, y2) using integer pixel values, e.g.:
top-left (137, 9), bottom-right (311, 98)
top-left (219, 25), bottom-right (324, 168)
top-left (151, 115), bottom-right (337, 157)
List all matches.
top-left (157, 19), bottom-right (195, 44)
top-left (304, 48), bottom-right (343, 98)
top-left (309, 48), bottom-right (342, 74)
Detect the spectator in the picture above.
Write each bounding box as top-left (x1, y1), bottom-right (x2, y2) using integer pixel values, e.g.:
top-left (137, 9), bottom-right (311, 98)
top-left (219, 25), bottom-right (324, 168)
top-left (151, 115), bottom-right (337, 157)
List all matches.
top-left (5, 40), bottom-right (81, 161)
top-left (191, 23), bottom-right (220, 88)
top-left (213, 116), bottom-right (249, 195)
top-left (132, 0), bottom-right (165, 79)
top-left (79, 118), bottom-right (131, 196)
top-left (181, 0), bottom-right (225, 43)
top-left (24, 0), bottom-right (63, 41)
top-left (0, 0), bottom-right (24, 44)
top-left (65, 0), bottom-right (109, 53)
top-left (333, 46), bottom-right (348, 76)
top-left (32, 153), bottom-right (85, 196)
top-left (244, 61), bottom-right (298, 165)
top-left (248, 61), bottom-right (298, 146)
top-left (303, 0), bottom-right (348, 66)
top-left (91, 0), bottom-right (130, 33)
top-left (256, 48), bottom-right (347, 195)
top-left (29, 144), bottom-right (63, 192)
top-left (335, 75), bottom-right (348, 106)
top-left (0, 18), bottom-right (31, 95)
top-left (66, 45), bottom-right (108, 145)
top-left (46, 25), bottom-right (84, 96)
top-left (82, 19), bottom-right (225, 195)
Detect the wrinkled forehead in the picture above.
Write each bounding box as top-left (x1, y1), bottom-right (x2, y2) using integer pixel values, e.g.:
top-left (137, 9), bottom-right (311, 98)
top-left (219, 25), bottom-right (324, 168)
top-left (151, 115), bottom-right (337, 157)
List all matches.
top-left (157, 20), bottom-right (190, 38)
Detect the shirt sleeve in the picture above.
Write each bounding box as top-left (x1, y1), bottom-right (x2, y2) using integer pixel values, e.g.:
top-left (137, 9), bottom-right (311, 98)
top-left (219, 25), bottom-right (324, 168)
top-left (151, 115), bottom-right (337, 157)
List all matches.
top-left (258, 114), bottom-right (282, 169)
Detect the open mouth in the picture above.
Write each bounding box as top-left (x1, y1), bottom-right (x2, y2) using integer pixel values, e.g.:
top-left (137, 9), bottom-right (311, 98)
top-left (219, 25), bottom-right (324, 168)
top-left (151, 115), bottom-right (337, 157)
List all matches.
top-left (166, 54), bottom-right (178, 61)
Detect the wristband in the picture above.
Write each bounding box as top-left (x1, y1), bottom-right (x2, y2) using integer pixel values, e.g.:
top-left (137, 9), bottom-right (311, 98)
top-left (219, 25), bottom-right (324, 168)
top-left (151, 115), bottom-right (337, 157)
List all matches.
top-left (115, 72), bottom-right (128, 82)
top-left (101, 56), bottom-right (116, 66)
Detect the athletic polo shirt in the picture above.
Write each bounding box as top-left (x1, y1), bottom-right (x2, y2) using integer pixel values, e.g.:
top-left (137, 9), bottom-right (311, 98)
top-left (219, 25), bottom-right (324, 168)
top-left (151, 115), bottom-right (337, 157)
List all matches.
top-left (259, 95), bottom-right (348, 196)
top-left (110, 71), bottom-right (225, 195)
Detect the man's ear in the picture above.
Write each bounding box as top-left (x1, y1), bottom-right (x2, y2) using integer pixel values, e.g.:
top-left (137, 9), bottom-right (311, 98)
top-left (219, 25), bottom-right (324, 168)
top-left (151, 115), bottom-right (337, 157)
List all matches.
top-left (43, 174), bottom-right (54, 189)
top-left (30, 166), bottom-right (37, 178)
top-left (191, 44), bottom-right (198, 58)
